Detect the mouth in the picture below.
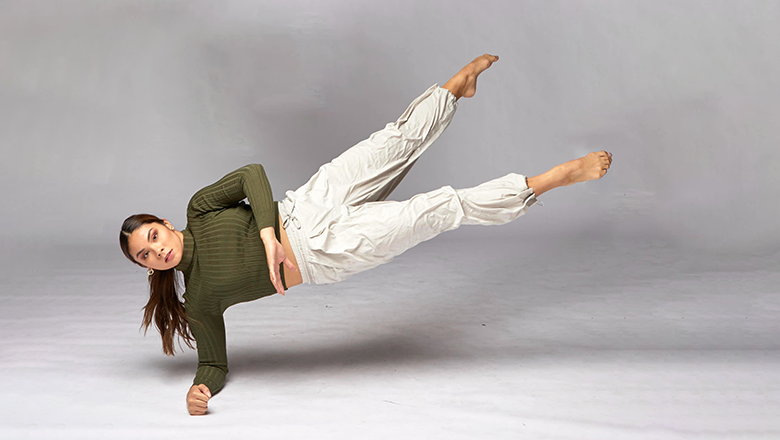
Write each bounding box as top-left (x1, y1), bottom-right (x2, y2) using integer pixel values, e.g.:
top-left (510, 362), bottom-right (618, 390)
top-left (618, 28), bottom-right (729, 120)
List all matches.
top-left (165, 250), bottom-right (173, 263)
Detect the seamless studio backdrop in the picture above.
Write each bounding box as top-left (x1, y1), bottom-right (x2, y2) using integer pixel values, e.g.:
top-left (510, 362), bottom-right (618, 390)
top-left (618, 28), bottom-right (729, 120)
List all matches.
top-left (1, 1), bottom-right (778, 439)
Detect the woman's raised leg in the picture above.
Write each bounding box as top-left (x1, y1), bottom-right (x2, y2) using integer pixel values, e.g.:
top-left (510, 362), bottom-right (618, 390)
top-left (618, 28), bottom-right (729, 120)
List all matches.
top-left (283, 54), bottom-right (500, 211)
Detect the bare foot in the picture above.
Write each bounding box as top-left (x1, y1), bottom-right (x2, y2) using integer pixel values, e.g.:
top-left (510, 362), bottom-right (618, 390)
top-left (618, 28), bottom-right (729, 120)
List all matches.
top-left (526, 151), bottom-right (613, 197)
top-left (442, 54), bottom-right (499, 100)
top-left (560, 151), bottom-right (613, 185)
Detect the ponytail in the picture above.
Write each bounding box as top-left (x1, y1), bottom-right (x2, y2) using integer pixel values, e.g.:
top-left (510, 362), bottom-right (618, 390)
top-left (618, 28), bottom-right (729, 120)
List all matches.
top-left (120, 213), bottom-right (195, 356)
top-left (142, 268), bottom-right (195, 356)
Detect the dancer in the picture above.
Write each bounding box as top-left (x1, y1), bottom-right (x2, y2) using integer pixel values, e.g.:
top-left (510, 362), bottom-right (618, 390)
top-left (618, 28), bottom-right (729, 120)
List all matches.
top-left (119, 54), bottom-right (613, 415)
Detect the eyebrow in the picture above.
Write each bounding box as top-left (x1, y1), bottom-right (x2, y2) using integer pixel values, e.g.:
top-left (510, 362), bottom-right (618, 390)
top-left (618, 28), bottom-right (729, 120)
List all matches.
top-left (135, 228), bottom-right (153, 260)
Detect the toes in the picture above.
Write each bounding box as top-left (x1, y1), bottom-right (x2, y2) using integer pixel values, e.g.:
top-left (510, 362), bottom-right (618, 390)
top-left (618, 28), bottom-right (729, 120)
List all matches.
top-left (480, 54), bottom-right (499, 64)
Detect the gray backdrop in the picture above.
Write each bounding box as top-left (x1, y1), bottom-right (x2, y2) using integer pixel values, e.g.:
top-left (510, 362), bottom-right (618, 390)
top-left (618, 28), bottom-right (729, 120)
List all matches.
top-left (1, 0), bottom-right (777, 254)
top-left (1, 1), bottom-right (779, 439)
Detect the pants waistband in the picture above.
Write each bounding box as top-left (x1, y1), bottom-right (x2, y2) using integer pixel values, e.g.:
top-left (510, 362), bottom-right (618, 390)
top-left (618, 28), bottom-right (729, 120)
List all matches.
top-left (279, 197), bottom-right (313, 284)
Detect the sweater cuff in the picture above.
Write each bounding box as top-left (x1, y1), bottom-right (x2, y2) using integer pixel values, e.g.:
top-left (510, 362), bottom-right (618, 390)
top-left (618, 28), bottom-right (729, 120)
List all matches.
top-left (193, 365), bottom-right (226, 395)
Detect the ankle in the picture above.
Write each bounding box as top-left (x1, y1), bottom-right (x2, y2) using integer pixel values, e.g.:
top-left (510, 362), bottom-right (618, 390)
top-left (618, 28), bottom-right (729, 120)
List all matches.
top-left (442, 75), bottom-right (467, 100)
top-left (546, 164), bottom-right (570, 187)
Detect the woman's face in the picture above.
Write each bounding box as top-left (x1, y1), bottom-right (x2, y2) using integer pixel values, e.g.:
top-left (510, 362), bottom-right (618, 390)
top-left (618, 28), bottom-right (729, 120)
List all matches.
top-left (126, 220), bottom-right (184, 271)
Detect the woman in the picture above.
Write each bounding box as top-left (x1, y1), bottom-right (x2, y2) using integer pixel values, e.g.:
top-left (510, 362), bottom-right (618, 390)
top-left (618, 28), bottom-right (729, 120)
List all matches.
top-left (119, 54), bottom-right (613, 415)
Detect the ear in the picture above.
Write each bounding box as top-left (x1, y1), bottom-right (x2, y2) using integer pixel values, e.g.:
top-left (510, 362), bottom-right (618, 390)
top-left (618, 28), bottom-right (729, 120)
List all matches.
top-left (162, 219), bottom-right (175, 230)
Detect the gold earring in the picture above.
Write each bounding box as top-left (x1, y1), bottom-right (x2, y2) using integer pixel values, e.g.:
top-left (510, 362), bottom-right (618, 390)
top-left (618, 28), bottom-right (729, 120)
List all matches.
top-left (147, 268), bottom-right (154, 276)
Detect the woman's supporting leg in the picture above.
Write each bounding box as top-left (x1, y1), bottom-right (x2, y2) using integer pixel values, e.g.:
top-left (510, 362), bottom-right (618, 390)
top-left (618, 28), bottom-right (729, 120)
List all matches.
top-left (302, 173), bottom-right (535, 284)
top-left (302, 150), bottom-right (613, 284)
top-left (527, 151), bottom-right (613, 197)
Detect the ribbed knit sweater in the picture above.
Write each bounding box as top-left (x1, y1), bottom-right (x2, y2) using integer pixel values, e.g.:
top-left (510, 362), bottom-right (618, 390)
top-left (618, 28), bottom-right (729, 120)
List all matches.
top-left (174, 164), bottom-right (286, 394)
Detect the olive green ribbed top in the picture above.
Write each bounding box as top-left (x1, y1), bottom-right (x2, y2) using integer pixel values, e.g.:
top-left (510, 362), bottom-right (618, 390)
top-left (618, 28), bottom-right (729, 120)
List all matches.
top-left (174, 164), bottom-right (286, 394)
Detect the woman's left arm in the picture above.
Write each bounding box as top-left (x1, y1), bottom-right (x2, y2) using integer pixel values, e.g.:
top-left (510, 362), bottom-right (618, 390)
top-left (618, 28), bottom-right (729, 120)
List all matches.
top-left (188, 164), bottom-right (293, 291)
top-left (187, 164), bottom-right (276, 231)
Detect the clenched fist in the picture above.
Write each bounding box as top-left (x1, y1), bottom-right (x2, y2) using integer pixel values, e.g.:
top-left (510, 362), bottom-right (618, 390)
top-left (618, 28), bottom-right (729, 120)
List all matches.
top-left (187, 384), bottom-right (211, 415)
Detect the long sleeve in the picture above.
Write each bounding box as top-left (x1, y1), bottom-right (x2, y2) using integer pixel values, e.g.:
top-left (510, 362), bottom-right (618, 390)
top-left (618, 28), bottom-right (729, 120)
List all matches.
top-left (188, 309), bottom-right (229, 394)
top-left (187, 164), bottom-right (276, 231)
top-left (180, 163), bottom-right (282, 395)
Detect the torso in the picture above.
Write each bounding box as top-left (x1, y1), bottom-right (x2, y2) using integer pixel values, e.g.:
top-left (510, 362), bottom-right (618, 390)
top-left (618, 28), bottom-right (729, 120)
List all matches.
top-left (278, 214), bottom-right (303, 288)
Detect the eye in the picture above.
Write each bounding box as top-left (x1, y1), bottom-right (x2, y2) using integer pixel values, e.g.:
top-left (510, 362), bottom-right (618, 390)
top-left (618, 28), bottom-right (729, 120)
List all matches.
top-left (153, 232), bottom-right (158, 241)
top-left (143, 252), bottom-right (149, 259)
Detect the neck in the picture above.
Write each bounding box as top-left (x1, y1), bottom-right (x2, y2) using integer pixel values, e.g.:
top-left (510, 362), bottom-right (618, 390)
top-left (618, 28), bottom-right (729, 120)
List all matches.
top-left (175, 229), bottom-right (184, 249)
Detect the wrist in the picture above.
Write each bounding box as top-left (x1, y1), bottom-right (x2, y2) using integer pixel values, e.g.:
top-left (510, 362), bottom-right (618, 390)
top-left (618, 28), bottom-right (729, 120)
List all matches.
top-left (260, 226), bottom-right (276, 240)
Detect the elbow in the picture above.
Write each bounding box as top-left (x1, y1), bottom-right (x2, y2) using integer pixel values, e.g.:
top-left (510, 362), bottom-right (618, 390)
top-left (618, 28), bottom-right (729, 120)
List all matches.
top-left (242, 164), bottom-right (266, 175)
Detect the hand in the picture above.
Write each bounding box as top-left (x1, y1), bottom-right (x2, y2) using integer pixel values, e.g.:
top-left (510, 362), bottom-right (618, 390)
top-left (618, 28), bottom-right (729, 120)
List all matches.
top-left (260, 227), bottom-right (296, 295)
top-left (187, 384), bottom-right (211, 415)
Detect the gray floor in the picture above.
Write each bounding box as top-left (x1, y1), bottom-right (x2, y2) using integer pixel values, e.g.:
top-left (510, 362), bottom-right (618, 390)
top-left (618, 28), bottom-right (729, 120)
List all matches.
top-left (2, 231), bottom-right (778, 440)
top-left (2, 1), bottom-right (779, 438)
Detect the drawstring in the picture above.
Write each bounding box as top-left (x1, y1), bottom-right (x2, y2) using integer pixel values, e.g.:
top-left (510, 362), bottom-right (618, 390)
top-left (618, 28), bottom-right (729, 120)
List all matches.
top-left (524, 176), bottom-right (544, 207)
top-left (282, 199), bottom-right (301, 229)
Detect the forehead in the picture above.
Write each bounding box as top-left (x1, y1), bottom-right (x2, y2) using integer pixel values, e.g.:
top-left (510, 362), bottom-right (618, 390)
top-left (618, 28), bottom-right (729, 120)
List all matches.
top-left (127, 223), bottom-right (157, 251)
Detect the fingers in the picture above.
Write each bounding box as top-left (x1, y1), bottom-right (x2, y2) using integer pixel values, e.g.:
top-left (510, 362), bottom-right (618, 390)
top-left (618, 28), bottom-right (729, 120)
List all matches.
top-left (263, 238), bottom-right (292, 295)
top-left (187, 385), bottom-right (211, 416)
top-left (191, 394), bottom-right (209, 405)
top-left (190, 387), bottom-right (209, 402)
top-left (188, 400), bottom-right (208, 415)
top-left (269, 265), bottom-right (277, 285)
top-left (198, 384), bottom-right (212, 398)
top-left (269, 264), bottom-right (285, 295)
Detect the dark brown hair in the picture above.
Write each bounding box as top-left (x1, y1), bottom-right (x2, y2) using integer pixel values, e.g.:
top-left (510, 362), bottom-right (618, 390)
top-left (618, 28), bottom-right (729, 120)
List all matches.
top-left (119, 214), bottom-right (195, 356)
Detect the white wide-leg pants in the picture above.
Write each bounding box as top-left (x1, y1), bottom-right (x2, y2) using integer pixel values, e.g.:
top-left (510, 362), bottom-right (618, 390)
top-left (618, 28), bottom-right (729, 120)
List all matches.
top-left (279, 84), bottom-right (541, 284)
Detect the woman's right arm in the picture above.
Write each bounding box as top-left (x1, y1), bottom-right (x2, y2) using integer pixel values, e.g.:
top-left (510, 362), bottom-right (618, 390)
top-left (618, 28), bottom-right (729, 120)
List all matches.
top-left (186, 309), bottom-right (229, 415)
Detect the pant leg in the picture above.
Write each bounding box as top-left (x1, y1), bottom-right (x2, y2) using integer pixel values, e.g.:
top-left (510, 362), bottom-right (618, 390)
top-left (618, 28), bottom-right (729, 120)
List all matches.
top-left (304, 173), bottom-right (541, 284)
top-left (284, 84), bottom-right (458, 212)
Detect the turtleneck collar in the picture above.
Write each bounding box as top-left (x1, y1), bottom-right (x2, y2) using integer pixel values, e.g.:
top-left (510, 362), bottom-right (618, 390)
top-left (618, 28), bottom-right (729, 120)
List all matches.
top-left (175, 228), bottom-right (194, 273)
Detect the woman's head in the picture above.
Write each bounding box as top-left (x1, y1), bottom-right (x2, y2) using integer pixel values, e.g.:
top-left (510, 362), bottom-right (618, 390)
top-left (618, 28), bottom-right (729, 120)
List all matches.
top-left (120, 214), bottom-right (184, 271)
top-left (119, 213), bottom-right (195, 356)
